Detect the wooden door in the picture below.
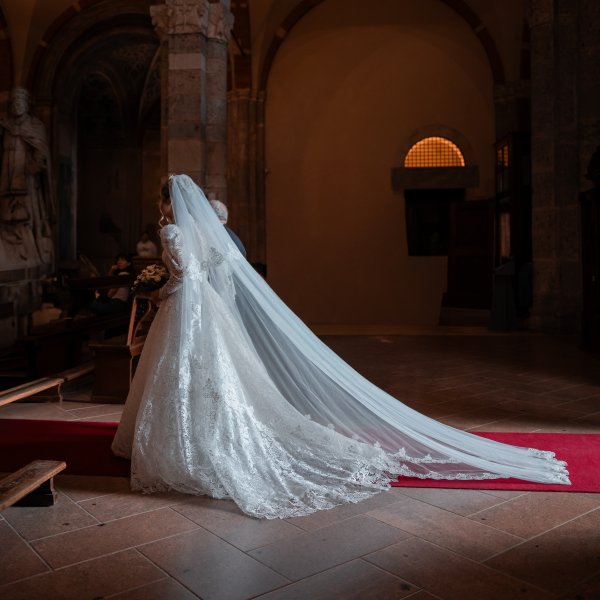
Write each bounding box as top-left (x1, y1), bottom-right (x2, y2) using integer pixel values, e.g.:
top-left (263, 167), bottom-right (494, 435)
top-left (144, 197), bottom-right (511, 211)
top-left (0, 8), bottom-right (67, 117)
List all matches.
top-left (444, 199), bottom-right (495, 309)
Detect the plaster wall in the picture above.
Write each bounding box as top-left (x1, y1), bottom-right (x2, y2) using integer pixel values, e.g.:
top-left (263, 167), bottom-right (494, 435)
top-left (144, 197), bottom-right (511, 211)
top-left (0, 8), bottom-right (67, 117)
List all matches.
top-left (265, 0), bottom-right (494, 327)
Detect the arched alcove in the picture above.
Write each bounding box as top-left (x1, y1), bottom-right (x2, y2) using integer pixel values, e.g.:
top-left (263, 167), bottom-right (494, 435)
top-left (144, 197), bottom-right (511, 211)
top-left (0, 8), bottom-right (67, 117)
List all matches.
top-left (27, 1), bottom-right (159, 268)
top-left (265, 0), bottom-right (495, 329)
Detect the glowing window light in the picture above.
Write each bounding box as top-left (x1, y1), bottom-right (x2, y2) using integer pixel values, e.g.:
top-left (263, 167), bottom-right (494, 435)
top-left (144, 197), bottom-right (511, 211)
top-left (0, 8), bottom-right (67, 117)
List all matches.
top-left (404, 137), bottom-right (465, 167)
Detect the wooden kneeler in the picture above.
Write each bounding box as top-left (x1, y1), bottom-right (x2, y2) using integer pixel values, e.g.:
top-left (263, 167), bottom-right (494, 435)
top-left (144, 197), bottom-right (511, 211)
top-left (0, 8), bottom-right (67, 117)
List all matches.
top-left (0, 460), bottom-right (66, 510)
top-left (90, 297), bottom-right (157, 403)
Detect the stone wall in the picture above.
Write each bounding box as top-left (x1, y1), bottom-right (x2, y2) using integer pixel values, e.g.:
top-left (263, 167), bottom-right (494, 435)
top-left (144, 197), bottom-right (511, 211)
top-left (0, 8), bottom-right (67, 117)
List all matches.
top-left (529, 0), bottom-right (600, 332)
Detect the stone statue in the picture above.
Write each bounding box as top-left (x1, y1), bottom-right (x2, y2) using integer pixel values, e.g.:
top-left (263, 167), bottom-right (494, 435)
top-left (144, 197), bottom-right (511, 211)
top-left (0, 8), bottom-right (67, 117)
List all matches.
top-left (0, 87), bottom-right (55, 269)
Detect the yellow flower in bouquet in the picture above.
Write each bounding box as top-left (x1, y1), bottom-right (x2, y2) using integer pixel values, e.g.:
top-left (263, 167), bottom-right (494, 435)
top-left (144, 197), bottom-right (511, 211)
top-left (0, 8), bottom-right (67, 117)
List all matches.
top-left (131, 264), bottom-right (169, 295)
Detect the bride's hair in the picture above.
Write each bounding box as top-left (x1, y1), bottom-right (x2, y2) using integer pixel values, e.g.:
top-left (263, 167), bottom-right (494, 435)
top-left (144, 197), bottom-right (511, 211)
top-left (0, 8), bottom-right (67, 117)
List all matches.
top-left (161, 180), bottom-right (171, 201)
top-left (158, 178), bottom-right (172, 228)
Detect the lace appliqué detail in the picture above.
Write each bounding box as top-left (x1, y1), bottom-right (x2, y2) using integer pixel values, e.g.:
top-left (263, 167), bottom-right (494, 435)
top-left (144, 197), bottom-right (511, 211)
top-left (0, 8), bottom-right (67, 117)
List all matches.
top-left (201, 247), bottom-right (225, 271)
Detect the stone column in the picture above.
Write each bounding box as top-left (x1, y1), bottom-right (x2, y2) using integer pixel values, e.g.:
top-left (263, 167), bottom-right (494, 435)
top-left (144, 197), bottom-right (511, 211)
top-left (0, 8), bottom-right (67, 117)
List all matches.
top-left (493, 80), bottom-right (531, 140)
top-left (150, 0), bottom-right (232, 188)
top-left (528, 0), bottom-right (581, 332)
top-left (228, 89), bottom-right (265, 263)
top-left (205, 2), bottom-right (233, 202)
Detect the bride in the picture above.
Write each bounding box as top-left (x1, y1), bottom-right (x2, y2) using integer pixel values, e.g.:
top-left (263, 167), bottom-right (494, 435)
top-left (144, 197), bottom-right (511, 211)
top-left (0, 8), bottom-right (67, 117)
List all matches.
top-left (112, 174), bottom-right (569, 519)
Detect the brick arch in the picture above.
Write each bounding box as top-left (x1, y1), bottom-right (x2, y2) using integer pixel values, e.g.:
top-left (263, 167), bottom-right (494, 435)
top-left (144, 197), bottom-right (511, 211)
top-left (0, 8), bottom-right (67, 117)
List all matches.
top-left (0, 4), bottom-right (14, 91)
top-left (258, 0), bottom-right (506, 91)
top-left (26, 0), bottom-right (155, 97)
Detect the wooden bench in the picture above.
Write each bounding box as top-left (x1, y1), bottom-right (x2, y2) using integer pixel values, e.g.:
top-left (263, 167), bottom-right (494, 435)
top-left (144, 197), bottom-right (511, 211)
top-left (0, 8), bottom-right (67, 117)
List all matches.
top-left (90, 297), bottom-right (157, 404)
top-left (0, 460), bottom-right (66, 510)
top-left (0, 377), bottom-right (64, 406)
top-left (18, 312), bottom-right (129, 379)
top-left (0, 362), bottom-right (96, 407)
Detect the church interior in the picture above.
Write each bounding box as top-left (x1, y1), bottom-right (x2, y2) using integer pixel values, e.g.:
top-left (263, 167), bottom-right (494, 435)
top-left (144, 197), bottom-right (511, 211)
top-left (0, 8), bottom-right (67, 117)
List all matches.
top-left (1, 0), bottom-right (600, 598)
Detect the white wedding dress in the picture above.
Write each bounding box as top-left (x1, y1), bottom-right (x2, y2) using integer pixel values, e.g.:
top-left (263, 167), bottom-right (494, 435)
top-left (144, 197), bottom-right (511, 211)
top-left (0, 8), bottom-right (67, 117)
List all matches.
top-left (112, 175), bottom-right (569, 519)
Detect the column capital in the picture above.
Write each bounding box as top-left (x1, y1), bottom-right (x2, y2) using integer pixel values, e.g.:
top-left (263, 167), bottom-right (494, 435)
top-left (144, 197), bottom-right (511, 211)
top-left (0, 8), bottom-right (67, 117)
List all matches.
top-left (526, 0), bottom-right (554, 29)
top-left (150, 0), bottom-right (233, 42)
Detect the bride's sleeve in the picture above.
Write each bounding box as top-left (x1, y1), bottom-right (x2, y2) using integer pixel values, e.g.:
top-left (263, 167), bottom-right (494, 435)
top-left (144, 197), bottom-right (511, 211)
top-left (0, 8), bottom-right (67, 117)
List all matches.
top-left (159, 224), bottom-right (185, 299)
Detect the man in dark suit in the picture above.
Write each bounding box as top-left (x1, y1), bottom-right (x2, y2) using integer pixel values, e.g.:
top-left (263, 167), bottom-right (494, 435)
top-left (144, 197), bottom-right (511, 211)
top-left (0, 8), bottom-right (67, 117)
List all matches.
top-left (209, 199), bottom-right (246, 258)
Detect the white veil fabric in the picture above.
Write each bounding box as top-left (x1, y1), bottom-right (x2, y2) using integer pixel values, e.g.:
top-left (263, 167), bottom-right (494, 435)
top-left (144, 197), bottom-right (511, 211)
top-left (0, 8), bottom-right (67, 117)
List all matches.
top-left (163, 174), bottom-right (569, 490)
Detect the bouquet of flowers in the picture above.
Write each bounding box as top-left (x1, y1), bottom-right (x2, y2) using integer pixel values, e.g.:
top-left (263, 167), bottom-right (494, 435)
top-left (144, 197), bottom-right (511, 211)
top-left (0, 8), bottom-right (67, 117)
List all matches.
top-left (131, 264), bottom-right (169, 295)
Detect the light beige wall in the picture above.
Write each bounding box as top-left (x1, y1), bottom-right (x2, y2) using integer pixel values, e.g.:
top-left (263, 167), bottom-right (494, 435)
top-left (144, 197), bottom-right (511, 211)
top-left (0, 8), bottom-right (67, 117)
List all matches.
top-left (467, 0), bottom-right (526, 81)
top-left (251, 0), bottom-right (525, 89)
top-left (265, 0), bottom-right (494, 328)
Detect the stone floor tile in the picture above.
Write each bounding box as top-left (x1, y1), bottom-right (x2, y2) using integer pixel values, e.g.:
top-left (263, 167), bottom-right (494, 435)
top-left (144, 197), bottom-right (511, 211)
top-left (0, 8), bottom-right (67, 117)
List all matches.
top-left (0, 548), bottom-right (165, 600)
top-left (543, 384), bottom-right (600, 401)
top-left (485, 508), bottom-right (600, 594)
top-left (555, 394), bottom-right (600, 413)
top-left (173, 496), bottom-right (304, 551)
top-left (2, 491), bottom-right (99, 540)
top-left (396, 487), bottom-right (506, 517)
top-left (557, 571), bottom-right (600, 600)
top-left (56, 474), bottom-right (131, 502)
top-left (496, 400), bottom-right (584, 420)
top-left (470, 491), bottom-right (599, 538)
top-left (139, 527), bottom-right (288, 600)
top-left (59, 401), bottom-right (103, 410)
top-left (368, 494), bottom-right (522, 561)
top-left (402, 592), bottom-right (443, 600)
top-left (77, 411), bottom-right (123, 422)
top-left (249, 514), bottom-right (410, 581)
top-left (480, 490), bottom-right (529, 500)
top-left (32, 507), bottom-right (198, 568)
top-left (67, 404), bottom-right (125, 420)
top-left (79, 489), bottom-right (186, 522)
top-left (255, 559), bottom-right (417, 600)
top-left (0, 402), bottom-right (76, 420)
top-left (286, 488), bottom-right (402, 532)
top-left (365, 537), bottom-right (554, 600)
top-left (109, 577), bottom-right (200, 599)
top-left (0, 521), bottom-right (48, 586)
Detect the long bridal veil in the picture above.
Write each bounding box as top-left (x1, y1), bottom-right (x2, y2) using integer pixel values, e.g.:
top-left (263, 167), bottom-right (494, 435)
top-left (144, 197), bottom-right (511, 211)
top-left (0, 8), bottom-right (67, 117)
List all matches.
top-left (169, 174), bottom-right (569, 485)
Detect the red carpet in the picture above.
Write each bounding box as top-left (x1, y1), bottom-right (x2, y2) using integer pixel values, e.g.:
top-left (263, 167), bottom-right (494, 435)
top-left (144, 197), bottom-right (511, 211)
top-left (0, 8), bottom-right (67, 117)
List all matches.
top-left (391, 432), bottom-right (600, 492)
top-left (0, 420), bottom-right (598, 491)
top-left (0, 419), bottom-right (130, 477)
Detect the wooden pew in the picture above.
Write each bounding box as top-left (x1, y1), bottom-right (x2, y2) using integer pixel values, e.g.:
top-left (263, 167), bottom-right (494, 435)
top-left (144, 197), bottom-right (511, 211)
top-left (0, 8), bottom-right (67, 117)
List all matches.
top-left (90, 297), bottom-right (157, 404)
top-left (0, 460), bottom-right (66, 510)
top-left (0, 377), bottom-right (64, 407)
top-left (0, 362), bottom-right (94, 408)
top-left (18, 312), bottom-right (129, 379)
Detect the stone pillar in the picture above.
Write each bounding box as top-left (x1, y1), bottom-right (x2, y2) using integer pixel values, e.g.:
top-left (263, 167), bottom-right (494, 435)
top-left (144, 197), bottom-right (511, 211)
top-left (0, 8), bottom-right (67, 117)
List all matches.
top-left (493, 80), bottom-right (531, 140)
top-left (528, 0), bottom-right (582, 332)
top-left (228, 89), bottom-right (265, 263)
top-left (150, 0), bottom-right (233, 188)
top-left (205, 1), bottom-right (233, 202)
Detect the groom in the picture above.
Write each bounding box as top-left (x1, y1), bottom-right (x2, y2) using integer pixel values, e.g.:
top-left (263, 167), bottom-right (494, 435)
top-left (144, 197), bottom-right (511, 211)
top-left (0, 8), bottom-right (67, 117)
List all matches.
top-left (209, 199), bottom-right (246, 258)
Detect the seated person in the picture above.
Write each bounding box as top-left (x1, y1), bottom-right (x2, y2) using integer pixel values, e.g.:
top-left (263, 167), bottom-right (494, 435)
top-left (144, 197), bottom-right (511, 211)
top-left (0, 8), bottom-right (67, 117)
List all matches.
top-left (89, 253), bottom-right (132, 315)
top-left (136, 231), bottom-right (158, 257)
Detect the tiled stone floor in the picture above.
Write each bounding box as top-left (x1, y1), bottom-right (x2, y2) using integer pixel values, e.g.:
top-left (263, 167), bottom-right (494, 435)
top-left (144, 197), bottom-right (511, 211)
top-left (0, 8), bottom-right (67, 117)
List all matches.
top-left (1, 332), bottom-right (600, 600)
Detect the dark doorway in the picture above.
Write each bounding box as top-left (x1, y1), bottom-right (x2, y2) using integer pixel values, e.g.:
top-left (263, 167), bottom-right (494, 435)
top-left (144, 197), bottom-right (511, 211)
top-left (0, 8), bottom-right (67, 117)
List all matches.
top-left (404, 188), bottom-right (465, 256)
top-left (445, 198), bottom-right (495, 309)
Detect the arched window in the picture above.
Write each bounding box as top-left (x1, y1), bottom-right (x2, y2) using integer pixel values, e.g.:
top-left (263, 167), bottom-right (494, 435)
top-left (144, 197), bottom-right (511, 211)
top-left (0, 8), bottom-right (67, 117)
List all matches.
top-left (404, 137), bottom-right (465, 167)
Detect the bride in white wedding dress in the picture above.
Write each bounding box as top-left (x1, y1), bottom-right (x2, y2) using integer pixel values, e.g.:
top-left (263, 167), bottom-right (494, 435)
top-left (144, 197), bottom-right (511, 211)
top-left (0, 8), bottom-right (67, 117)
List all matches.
top-left (112, 174), bottom-right (569, 519)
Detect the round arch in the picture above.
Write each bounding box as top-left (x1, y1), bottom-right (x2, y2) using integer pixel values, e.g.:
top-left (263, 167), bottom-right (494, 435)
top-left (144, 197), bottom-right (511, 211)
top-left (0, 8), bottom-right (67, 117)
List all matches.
top-left (258, 0), bottom-right (505, 91)
top-left (24, 0), bottom-right (160, 265)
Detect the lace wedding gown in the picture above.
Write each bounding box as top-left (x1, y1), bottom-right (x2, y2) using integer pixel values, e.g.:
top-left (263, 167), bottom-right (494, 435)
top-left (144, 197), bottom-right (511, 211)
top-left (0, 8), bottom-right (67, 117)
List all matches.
top-left (112, 175), bottom-right (569, 519)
